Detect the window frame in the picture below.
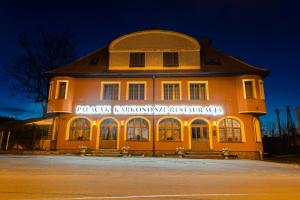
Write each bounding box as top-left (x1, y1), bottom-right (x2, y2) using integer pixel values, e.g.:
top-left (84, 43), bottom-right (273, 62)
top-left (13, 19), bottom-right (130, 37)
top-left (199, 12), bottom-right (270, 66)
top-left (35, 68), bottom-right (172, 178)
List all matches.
top-left (157, 117), bottom-right (183, 142)
top-left (129, 52), bottom-right (145, 68)
top-left (258, 80), bottom-right (265, 99)
top-left (55, 80), bottom-right (69, 100)
top-left (253, 117), bottom-right (262, 143)
top-left (66, 117), bottom-right (92, 141)
top-left (126, 81), bottom-right (147, 100)
top-left (188, 81), bottom-right (209, 100)
top-left (217, 117), bottom-right (245, 143)
top-left (126, 117), bottom-right (150, 141)
top-left (161, 81), bottom-right (182, 101)
top-left (163, 52), bottom-right (179, 67)
top-left (100, 81), bottom-right (121, 101)
top-left (48, 81), bottom-right (54, 100)
top-left (242, 79), bottom-right (257, 99)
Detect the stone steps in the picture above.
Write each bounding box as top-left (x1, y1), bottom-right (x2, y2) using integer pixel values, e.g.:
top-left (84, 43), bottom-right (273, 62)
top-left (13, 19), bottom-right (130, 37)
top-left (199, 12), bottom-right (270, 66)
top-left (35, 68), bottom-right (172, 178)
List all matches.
top-left (88, 149), bottom-right (123, 157)
top-left (184, 151), bottom-right (224, 159)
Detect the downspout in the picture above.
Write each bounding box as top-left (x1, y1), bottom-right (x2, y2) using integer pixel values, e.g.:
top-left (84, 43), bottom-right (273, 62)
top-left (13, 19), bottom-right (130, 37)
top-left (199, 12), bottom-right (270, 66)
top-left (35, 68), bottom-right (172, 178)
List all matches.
top-left (152, 75), bottom-right (156, 156)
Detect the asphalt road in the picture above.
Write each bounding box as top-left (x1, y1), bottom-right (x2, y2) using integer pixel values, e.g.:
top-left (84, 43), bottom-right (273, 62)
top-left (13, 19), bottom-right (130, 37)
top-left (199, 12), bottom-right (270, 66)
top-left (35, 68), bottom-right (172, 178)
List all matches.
top-left (0, 155), bottom-right (300, 200)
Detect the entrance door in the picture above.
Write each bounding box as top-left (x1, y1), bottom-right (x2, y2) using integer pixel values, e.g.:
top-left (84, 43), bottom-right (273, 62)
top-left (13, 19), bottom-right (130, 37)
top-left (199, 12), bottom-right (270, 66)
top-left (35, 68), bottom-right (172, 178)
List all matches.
top-left (191, 120), bottom-right (210, 151)
top-left (100, 119), bottom-right (117, 149)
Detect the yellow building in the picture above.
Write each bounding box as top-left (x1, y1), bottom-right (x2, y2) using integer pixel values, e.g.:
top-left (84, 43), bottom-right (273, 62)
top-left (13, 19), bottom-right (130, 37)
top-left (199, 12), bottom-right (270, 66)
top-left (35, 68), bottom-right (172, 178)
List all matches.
top-left (46, 30), bottom-right (269, 159)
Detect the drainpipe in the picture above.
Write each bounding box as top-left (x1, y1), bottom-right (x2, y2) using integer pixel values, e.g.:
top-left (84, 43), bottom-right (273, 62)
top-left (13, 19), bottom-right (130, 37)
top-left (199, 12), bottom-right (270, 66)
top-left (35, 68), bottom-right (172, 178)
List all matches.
top-left (152, 75), bottom-right (156, 156)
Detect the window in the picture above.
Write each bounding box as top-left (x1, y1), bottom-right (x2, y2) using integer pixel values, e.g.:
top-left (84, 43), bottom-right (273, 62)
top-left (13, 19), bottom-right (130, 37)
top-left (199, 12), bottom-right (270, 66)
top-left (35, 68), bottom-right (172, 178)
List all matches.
top-left (127, 118), bottom-right (149, 141)
top-left (254, 118), bottom-right (262, 142)
top-left (259, 80), bottom-right (265, 99)
top-left (219, 118), bottom-right (242, 142)
top-left (163, 52), bottom-right (179, 67)
top-left (128, 83), bottom-right (145, 100)
top-left (102, 84), bottom-right (119, 100)
top-left (48, 82), bottom-right (53, 100)
top-left (130, 53), bottom-right (145, 67)
top-left (159, 118), bottom-right (181, 141)
top-left (189, 82), bottom-right (207, 100)
top-left (163, 83), bottom-right (180, 100)
top-left (56, 81), bottom-right (68, 100)
top-left (243, 80), bottom-right (256, 99)
top-left (69, 118), bottom-right (90, 140)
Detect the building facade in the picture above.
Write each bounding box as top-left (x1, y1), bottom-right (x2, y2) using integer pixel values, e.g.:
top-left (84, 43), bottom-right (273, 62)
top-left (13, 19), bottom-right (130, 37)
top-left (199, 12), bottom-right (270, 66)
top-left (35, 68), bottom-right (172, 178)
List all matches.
top-left (46, 30), bottom-right (269, 159)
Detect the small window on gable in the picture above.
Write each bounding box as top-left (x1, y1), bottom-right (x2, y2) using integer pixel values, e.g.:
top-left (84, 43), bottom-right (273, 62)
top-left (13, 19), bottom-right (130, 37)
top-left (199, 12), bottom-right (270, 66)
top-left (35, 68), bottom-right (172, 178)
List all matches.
top-left (56, 81), bottom-right (68, 100)
top-left (163, 52), bottom-right (179, 67)
top-left (129, 53), bottom-right (145, 67)
top-left (243, 80), bottom-right (256, 99)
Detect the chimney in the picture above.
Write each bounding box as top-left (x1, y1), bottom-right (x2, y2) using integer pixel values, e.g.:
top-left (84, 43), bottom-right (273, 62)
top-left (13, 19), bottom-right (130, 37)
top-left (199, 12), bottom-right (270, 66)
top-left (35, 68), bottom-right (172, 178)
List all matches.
top-left (202, 37), bottom-right (213, 46)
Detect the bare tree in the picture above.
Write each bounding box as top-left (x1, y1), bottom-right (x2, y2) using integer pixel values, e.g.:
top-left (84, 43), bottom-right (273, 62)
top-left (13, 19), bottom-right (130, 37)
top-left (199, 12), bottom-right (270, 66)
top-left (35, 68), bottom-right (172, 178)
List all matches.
top-left (6, 30), bottom-right (78, 114)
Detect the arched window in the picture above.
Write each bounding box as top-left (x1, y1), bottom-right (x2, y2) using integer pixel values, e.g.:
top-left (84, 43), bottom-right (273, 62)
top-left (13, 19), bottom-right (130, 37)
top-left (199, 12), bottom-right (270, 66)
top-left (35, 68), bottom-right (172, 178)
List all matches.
top-left (219, 118), bottom-right (241, 142)
top-left (159, 118), bottom-right (181, 141)
top-left (253, 118), bottom-right (262, 142)
top-left (127, 118), bottom-right (149, 140)
top-left (69, 118), bottom-right (90, 140)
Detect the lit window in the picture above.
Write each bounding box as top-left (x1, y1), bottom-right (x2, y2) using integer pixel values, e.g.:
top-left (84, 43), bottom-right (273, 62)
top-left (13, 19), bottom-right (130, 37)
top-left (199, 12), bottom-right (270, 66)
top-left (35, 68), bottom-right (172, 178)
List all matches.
top-left (163, 52), bottom-right (179, 67)
top-left (69, 118), bottom-right (90, 140)
top-left (259, 80), bottom-right (265, 99)
top-left (189, 83), bottom-right (207, 100)
top-left (48, 82), bottom-right (53, 100)
top-left (219, 118), bottom-right (242, 142)
top-left (163, 83), bottom-right (180, 100)
top-left (159, 118), bottom-right (181, 141)
top-left (243, 80), bottom-right (256, 99)
top-left (103, 84), bottom-right (119, 100)
top-left (253, 118), bottom-right (262, 142)
top-left (127, 118), bottom-right (149, 141)
top-left (128, 83), bottom-right (145, 100)
top-left (56, 81), bottom-right (68, 100)
top-left (130, 53), bottom-right (145, 67)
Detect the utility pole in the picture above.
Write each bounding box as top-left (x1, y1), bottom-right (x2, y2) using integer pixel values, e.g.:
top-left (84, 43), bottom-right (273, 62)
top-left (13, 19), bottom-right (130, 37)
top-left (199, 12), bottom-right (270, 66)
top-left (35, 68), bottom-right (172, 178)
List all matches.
top-left (275, 108), bottom-right (282, 137)
top-left (286, 106), bottom-right (296, 148)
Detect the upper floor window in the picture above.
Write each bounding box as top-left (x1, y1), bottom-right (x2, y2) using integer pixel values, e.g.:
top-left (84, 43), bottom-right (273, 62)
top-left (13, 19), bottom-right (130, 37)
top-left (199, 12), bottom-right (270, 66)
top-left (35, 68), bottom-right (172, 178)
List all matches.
top-left (189, 82), bottom-right (208, 100)
top-left (48, 82), bottom-right (53, 100)
top-left (129, 53), bottom-right (145, 67)
top-left (55, 80), bottom-right (68, 100)
top-left (128, 83), bottom-right (145, 100)
top-left (102, 83), bottom-right (119, 100)
top-left (259, 80), bottom-right (265, 99)
top-left (163, 52), bottom-right (179, 67)
top-left (243, 80), bottom-right (256, 99)
top-left (163, 83), bottom-right (180, 100)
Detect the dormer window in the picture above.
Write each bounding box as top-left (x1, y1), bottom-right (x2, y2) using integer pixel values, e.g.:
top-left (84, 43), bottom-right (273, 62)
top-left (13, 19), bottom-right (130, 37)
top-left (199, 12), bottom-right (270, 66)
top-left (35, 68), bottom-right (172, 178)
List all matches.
top-left (163, 52), bottom-right (179, 67)
top-left (129, 53), bottom-right (145, 67)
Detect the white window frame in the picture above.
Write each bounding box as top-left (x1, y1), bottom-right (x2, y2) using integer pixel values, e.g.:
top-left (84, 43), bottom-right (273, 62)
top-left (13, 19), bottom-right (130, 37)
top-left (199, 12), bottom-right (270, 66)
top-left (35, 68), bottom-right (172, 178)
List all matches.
top-left (242, 79), bottom-right (257, 99)
top-left (187, 81), bottom-right (209, 100)
top-left (100, 81), bottom-right (121, 100)
top-left (161, 81), bottom-right (182, 101)
top-left (48, 81), bottom-right (54, 100)
top-left (258, 80), bottom-right (265, 99)
top-left (55, 80), bottom-right (69, 100)
top-left (126, 81), bottom-right (147, 100)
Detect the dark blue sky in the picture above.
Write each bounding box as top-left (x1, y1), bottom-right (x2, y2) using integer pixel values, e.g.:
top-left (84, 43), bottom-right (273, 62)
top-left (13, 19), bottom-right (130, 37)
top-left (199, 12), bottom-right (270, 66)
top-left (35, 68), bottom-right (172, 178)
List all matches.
top-left (0, 0), bottom-right (299, 126)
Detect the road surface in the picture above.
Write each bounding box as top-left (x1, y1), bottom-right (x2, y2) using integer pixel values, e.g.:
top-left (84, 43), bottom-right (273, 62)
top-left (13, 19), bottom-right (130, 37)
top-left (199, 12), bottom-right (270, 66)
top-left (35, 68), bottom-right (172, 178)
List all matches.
top-left (0, 155), bottom-right (299, 200)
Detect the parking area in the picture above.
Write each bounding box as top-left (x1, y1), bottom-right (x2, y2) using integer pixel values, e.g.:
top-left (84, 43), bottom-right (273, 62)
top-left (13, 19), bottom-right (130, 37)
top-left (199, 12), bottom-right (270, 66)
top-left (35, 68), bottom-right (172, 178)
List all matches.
top-left (0, 155), bottom-right (299, 199)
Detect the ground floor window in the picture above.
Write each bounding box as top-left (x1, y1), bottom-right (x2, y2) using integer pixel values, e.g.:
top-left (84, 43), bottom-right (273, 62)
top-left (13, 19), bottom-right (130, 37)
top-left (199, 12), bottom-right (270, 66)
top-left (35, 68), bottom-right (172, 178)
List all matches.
top-left (69, 118), bottom-right (90, 140)
top-left (127, 118), bottom-right (149, 141)
top-left (219, 118), bottom-right (242, 142)
top-left (159, 118), bottom-right (181, 141)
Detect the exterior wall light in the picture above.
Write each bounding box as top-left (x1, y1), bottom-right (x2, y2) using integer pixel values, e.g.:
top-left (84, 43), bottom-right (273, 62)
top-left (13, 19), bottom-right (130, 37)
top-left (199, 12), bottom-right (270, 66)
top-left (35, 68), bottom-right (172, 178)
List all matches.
top-left (121, 120), bottom-right (124, 126)
top-left (93, 121), bottom-right (96, 126)
top-left (184, 121), bottom-right (188, 127)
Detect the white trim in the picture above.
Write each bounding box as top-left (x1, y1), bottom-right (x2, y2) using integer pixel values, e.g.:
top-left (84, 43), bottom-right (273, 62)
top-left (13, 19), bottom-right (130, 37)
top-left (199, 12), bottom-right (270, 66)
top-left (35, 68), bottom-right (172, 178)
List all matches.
top-left (126, 81), bottom-right (147, 100)
top-left (48, 81), bottom-right (53, 100)
top-left (187, 81), bottom-right (209, 100)
top-left (259, 80), bottom-right (265, 99)
top-left (161, 81), bottom-right (182, 101)
top-left (100, 81), bottom-right (121, 100)
top-left (55, 80), bottom-right (69, 100)
top-left (242, 79), bottom-right (257, 99)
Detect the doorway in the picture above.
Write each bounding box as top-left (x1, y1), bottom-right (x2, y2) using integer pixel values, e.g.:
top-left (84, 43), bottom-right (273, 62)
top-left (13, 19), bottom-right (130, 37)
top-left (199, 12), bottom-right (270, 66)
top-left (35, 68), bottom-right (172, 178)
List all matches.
top-left (191, 119), bottom-right (210, 151)
top-left (99, 119), bottom-right (118, 149)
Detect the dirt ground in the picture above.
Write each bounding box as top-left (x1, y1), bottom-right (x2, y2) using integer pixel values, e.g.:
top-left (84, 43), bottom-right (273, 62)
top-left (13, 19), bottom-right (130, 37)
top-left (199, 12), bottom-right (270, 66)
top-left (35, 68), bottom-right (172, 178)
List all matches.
top-left (0, 155), bottom-right (300, 200)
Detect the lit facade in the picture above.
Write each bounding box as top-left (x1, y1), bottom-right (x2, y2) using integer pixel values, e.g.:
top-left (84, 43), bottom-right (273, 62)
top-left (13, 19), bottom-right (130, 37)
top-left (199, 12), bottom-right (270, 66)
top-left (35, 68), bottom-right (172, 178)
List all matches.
top-left (46, 30), bottom-right (269, 159)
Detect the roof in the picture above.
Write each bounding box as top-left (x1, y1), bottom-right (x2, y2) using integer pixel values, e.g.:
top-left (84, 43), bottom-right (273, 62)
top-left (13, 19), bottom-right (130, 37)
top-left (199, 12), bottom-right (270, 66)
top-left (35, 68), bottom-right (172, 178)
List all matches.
top-left (46, 32), bottom-right (269, 78)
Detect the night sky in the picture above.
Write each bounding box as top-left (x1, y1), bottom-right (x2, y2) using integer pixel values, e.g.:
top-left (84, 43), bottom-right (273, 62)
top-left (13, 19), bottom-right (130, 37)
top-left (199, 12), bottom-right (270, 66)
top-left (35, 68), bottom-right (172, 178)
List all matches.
top-left (0, 0), bottom-right (299, 127)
